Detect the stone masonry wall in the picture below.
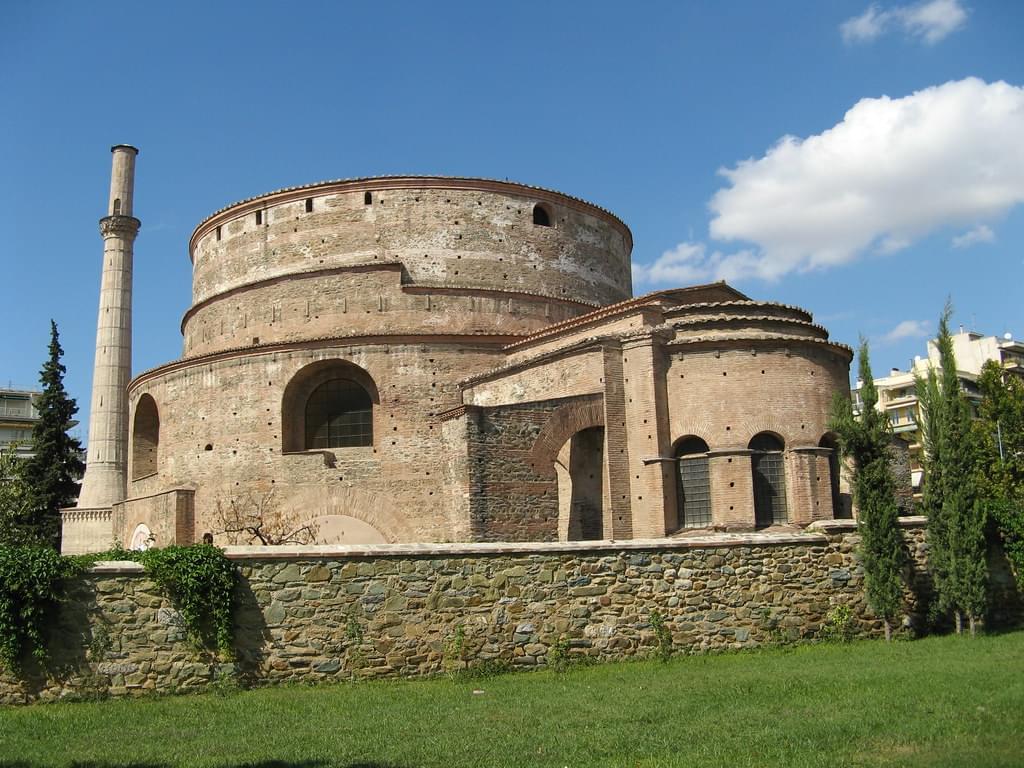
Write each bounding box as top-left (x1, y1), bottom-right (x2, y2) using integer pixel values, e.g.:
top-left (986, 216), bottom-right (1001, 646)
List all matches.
top-left (7, 519), bottom-right (1018, 705)
top-left (464, 399), bottom-right (573, 541)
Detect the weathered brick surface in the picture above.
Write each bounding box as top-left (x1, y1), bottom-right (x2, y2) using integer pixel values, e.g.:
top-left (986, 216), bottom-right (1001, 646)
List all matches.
top-left (7, 521), bottom-right (1019, 705)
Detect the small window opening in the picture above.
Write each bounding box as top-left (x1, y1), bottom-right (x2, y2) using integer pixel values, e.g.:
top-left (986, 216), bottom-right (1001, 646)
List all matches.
top-left (255, 210), bottom-right (263, 225)
top-left (364, 192), bottom-right (372, 205)
top-left (204, 444), bottom-right (213, 451)
top-left (112, 198), bottom-right (122, 215)
top-left (305, 198), bottom-right (313, 213)
top-left (532, 204), bottom-right (551, 227)
top-left (216, 225), bottom-right (222, 241)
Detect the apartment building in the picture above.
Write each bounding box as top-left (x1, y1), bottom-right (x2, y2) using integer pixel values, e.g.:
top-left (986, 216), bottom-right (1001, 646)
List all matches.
top-left (852, 329), bottom-right (1024, 493)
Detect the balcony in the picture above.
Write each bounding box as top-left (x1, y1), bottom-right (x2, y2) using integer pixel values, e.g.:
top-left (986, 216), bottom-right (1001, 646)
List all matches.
top-left (0, 404), bottom-right (38, 420)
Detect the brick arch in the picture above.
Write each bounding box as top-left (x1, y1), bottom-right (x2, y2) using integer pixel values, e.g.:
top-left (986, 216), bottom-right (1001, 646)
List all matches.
top-left (527, 398), bottom-right (605, 479)
top-left (731, 416), bottom-right (795, 450)
top-left (277, 485), bottom-right (412, 544)
top-left (669, 416), bottom-right (715, 452)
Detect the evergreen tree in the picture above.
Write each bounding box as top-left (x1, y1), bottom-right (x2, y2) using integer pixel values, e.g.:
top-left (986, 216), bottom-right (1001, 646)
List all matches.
top-left (915, 304), bottom-right (987, 634)
top-left (22, 321), bottom-right (85, 548)
top-left (830, 339), bottom-right (905, 640)
top-left (972, 360), bottom-right (1024, 578)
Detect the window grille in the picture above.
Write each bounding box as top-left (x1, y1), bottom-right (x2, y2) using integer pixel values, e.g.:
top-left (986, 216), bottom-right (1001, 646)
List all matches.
top-left (304, 379), bottom-right (373, 448)
top-left (675, 436), bottom-right (711, 528)
top-left (750, 433), bottom-right (787, 526)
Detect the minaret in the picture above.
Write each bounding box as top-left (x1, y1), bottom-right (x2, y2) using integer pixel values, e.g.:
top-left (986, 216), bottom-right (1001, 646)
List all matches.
top-left (76, 145), bottom-right (140, 509)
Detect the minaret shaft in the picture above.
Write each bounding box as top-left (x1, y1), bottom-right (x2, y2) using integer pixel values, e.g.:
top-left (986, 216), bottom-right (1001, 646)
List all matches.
top-left (77, 145), bottom-right (139, 509)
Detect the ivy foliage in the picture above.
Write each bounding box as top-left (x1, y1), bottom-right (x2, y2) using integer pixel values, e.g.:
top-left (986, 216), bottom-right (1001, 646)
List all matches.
top-left (135, 545), bottom-right (237, 657)
top-left (0, 543), bottom-right (236, 676)
top-left (0, 544), bottom-right (82, 673)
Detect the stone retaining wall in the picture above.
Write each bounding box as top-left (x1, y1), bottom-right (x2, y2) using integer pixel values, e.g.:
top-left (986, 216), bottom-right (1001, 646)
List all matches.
top-left (2, 518), bottom-right (1020, 705)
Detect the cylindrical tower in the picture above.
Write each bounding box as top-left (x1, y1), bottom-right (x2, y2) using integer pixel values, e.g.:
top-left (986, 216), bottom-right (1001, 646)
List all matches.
top-left (77, 145), bottom-right (140, 509)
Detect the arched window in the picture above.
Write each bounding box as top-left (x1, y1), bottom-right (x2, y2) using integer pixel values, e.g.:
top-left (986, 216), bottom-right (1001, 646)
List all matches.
top-left (113, 198), bottom-right (122, 215)
top-left (675, 436), bottom-right (711, 529)
top-left (819, 433), bottom-right (848, 518)
top-left (282, 360), bottom-right (380, 453)
top-left (364, 191), bottom-right (372, 205)
top-left (131, 394), bottom-right (159, 480)
top-left (305, 379), bottom-right (373, 448)
top-left (532, 204), bottom-right (551, 227)
top-left (750, 432), bottom-right (787, 527)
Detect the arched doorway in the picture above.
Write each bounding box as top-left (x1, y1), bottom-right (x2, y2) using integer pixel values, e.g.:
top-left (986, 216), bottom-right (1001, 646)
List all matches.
top-left (555, 426), bottom-right (605, 541)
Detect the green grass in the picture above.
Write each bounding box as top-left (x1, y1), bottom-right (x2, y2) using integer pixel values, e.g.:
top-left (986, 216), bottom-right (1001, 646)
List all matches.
top-left (2, 633), bottom-right (1023, 768)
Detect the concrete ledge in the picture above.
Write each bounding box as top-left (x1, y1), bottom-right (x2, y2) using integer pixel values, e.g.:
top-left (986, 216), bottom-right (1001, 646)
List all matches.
top-left (807, 515), bottom-right (928, 534)
top-left (88, 560), bottom-right (146, 574)
top-left (219, 531), bottom-right (829, 559)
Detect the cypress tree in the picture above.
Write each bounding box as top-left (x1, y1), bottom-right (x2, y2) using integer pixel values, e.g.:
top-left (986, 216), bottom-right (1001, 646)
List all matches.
top-left (915, 304), bottom-right (987, 634)
top-left (22, 321), bottom-right (85, 548)
top-left (830, 339), bottom-right (904, 640)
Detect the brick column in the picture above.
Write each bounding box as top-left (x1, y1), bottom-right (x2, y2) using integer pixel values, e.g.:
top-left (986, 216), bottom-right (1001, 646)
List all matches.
top-left (601, 343), bottom-right (632, 539)
top-left (787, 446), bottom-right (834, 526)
top-left (708, 448), bottom-right (755, 530)
top-left (620, 332), bottom-right (674, 538)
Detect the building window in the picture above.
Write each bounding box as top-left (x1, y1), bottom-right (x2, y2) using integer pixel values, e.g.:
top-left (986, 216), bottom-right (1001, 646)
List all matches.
top-left (532, 204), bottom-right (551, 227)
top-left (364, 191), bottom-right (372, 206)
top-left (255, 210), bottom-right (263, 226)
top-left (305, 198), bottom-right (314, 213)
top-left (675, 436), bottom-right (711, 528)
top-left (131, 394), bottom-right (159, 480)
top-left (819, 433), bottom-right (848, 519)
top-left (304, 379), bottom-right (373, 448)
top-left (750, 432), bottom-right (787, 527)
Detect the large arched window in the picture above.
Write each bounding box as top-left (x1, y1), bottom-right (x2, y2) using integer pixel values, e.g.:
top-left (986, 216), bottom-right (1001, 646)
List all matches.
top-left (750, 432), bottom-right (787, 527)
top-left (675, 436), bottom-right (711, 529)
top-left (282, 360), bottom-right (379, 453)
top-left (131, 394), bottom-right (159, 480)
top-left (305, 379), bottom-right (373, 448)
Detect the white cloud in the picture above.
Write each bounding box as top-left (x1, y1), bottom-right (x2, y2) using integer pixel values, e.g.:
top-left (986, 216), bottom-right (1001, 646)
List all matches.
top-left (841, 4), bottom-right (889, 43)
top-left (882, 320), bottom-right (931, 343)
top-left (698, 78), bottom-right (1024, 282)
top-left (841, 0), bottom-right (967, 45)
top-left (951, 223), bottom-right (996, 248)
top-left (901, 0), bottom-right (968, 43)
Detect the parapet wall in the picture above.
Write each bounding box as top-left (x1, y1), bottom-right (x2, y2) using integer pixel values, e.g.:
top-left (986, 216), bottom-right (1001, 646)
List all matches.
top-left (3, 519), bottom-right (1020, 705)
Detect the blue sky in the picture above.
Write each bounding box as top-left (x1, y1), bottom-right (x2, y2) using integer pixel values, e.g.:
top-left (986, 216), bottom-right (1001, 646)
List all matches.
top-left (2, 1), bottom-right (1022, 443)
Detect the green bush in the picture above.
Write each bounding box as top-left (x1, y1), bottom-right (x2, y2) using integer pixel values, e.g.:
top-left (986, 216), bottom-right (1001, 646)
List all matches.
top-left (0, 544), bottom-right (80, 673)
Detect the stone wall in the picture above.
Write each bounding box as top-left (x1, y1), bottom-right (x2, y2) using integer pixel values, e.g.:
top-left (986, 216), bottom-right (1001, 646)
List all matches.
top-left (7, 519), bottom-right (1018, 705)
top-left (463, 398), bottom-right (579, 541)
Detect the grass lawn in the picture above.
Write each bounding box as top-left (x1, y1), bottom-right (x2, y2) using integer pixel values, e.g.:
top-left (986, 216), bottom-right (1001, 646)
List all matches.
top-left (2, 632), bottom-right (1023, 768)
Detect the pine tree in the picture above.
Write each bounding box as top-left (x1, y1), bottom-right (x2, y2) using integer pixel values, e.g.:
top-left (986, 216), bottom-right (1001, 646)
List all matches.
top-left (915, 304), bottom-right (988, 635)
top-left (22, 321), bottom-right (85, 548)
top-left (830, 339), bottom-right (904, 640)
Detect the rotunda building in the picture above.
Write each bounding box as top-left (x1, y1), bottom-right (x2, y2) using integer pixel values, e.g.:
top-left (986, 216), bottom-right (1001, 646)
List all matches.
top-left (103, 175), bottom-right (852, 548)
